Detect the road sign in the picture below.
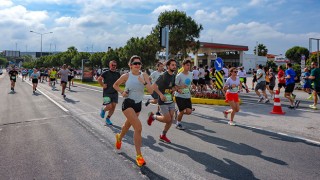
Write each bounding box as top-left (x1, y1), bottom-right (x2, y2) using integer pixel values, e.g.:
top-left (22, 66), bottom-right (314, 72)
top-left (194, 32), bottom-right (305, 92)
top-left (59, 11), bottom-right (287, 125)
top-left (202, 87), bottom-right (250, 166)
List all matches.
top-left (214, 57), bottom-right (224, 71)
top-left (215, 70), bottom-right (224, 89)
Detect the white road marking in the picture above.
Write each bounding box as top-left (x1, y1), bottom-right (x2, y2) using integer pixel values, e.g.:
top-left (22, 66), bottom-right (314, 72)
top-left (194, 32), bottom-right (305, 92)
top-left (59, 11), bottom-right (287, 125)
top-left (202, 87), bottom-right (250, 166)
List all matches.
top-left (76, 85), bottom-right (102, 92)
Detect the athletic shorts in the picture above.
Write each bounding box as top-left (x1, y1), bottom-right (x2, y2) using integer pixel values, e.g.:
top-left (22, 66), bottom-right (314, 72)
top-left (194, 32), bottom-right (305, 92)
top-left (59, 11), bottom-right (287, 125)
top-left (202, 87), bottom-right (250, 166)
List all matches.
top-left (252, 78), bottom-right (257, 82)
top-left (239, 77), bottom-right (247, 83)
top-left (303, 83), bottom-right (311, 89)
top-left (103, 93), bottom-right (119, 105)
top-left (278, 83), bottom-right (286, 89)
top-left (50, 78), bottom-right (56, 81)
top-left (225, 92), bottom-right (239, 103)
top-left (10, 78), bottom-right (16, 82)
top-left (255, 81), bottom-right (266, 91)
top-left (68, 76), bottom-right (73, 81)
top-left (205, 80), bottom-right (211, 85)
top-left (269, 85), bottom-right (275, 91)
top-left (151, 91), bottom-right (159, 99)
top-left (61, 80), bottom-right (67, 85)
top-left (159, 103), bottom-right (175, 115)
top-left (122, 98), bottom-right (142, 113)
top-left (314, 86), bottom-right (320, 97)
top-left (192, 79), bottom-right (199, 86)
top-left (175, 97), bottom-right (192, 112)
top-left (40, 73), bottom-right (44, 77)
top-left (266, 82), bottom-right (270, 85)
top-left (285, 83), bottom-right (295, 93)
top-left (32, 79), bottom-right (38, 84)
top-left (198, 78), bottom-right (205, 85)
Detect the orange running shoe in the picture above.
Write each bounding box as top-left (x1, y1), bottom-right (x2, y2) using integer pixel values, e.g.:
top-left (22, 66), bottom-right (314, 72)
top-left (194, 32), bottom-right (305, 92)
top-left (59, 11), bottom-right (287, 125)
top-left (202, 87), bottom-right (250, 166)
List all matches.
top-left (136, 155), bottom-right (146, 167)
top-left (115, 133), bottom-right (122, 150)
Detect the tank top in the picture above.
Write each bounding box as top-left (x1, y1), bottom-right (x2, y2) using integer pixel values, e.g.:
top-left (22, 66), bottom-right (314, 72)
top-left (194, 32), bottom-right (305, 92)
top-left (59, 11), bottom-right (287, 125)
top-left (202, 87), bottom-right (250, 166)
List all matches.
top-left (50, 70), bottom-right (57, 78)
top-left (125, 72), bottom-right (145, 103)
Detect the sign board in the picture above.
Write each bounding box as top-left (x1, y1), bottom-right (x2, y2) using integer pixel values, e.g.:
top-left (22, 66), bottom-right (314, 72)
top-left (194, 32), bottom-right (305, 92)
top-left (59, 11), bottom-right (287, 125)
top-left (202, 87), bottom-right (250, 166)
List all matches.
top-left (82, 59), bottom-right (93, 82)
top-left (215, 70), bottom-right (224, 89)
top-left (214, 57), bottom-right (224, 71)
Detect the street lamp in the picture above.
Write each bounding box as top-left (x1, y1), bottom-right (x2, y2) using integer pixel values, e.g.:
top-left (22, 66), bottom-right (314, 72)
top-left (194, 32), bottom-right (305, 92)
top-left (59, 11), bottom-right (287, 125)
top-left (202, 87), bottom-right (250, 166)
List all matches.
top-left (309, 38), bottom-right (320, 67)
top-left (30, 30), bottom-right (53, 57)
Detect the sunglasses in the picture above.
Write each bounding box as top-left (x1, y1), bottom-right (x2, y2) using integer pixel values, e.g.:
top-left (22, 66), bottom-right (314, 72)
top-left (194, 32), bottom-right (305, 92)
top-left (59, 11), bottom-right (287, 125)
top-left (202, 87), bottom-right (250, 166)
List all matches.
top-left (111, 64), bottom-right (117, 67)
top-left (232, 71), bottom-right (238, 73)
top-left (131, 62), bottom-right (142, 65)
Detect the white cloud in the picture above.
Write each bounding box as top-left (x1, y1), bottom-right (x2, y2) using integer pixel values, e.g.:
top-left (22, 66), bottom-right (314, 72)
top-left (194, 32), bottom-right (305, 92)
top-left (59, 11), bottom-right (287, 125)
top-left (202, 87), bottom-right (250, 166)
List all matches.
top-left (0, 0), bottom-right (13, 8)
top-left (194, 7), bottom-right (238, 23)
top-left (152, 5), bottom-right (178, 15)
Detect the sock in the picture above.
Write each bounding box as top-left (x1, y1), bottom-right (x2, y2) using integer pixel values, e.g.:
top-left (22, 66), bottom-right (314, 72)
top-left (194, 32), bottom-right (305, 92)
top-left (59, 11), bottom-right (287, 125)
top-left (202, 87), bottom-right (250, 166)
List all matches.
top-left (107, 115), bottom-right (111, 119)
top-left (162, 131), bottom-right (167, 136)
top-left (152, 115), bottom-right (157, 120)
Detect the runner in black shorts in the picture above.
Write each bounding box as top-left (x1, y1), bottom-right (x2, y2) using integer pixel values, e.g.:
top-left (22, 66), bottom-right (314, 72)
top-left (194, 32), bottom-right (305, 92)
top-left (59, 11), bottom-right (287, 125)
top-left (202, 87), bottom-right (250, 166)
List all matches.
top-left (30, 68), bottom-right (40, 94)
top-left (8, 67), bottom-right (18, 92)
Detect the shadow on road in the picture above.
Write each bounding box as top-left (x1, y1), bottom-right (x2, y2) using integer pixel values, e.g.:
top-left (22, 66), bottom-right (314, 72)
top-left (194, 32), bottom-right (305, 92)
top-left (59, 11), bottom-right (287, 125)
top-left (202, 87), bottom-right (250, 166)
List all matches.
top-left (159, 142), bottom-right (259, 180)
top-left (64, 97), bottom-right (80, 104)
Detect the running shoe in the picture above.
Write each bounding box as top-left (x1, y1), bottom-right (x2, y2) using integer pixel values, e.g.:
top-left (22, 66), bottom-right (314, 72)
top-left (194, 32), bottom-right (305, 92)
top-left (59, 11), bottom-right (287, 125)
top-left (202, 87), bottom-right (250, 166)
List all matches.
top-left (159, 134), bottom-right (171, 143)
top-left (33, 90), bottom-right (35, 94)
top-left (145, 99), bottom-right (150, 107)
top-left (192, 108), bottom-right (195, 111)
top-left (115, 133), bottom-right (122, 150)
top-left (223, 110), bottom-right (228, 119)
top-left (294, 100), bottom-right (301, 108)
top-left (228, 121), bottom-right (236, 126)
top-left (136, 155), bottom-right (146, 167)
top-left (288, 105), bottom-right (295, 109)
top-left (105, 118), bottom-right (113, 126)
top-left (258, 97), bottom-right (263, 103)
top-left (156, 111), bottom-right (161, 116)
top-left (309, 104), bottom-right (318, 109)
top-left (264, 99), bottom-right (270, 103)
top-left (100, 108), bottom-right (105, 118)
top-left (63, 94), bottom-right (66, 99)
top-left (246, 89), bottom-right (250, 93)
top-left (291, 94), bottom-right (296, 100)
top-left (176, 123), bottom-right (185, 130)
top-left (147, 112), bottom-right (154, 126)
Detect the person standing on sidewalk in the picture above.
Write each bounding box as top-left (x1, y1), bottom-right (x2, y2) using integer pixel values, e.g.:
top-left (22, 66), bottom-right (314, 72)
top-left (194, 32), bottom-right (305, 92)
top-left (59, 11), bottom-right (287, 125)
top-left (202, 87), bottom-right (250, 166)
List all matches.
top-left (223, 67), bottom-right (241, 126)
top-left (113, 55), bottom-right (153, 167)
top-left (255, 64), bottom-right (269, 103)
top-left (145, 62), bottom-right (164, 115)
top-left (308, 62), bottom-right (320, 109)
top-left (58, 64), bottom-right (70, 99)
top-left (284, 63), bottom-right (300, 109)
top-left (174, 59), bottom-right (193, 130)
top-left (147, 59), bottom-right (178, 143)
top-left (97, 60), bottom-right (121, 126)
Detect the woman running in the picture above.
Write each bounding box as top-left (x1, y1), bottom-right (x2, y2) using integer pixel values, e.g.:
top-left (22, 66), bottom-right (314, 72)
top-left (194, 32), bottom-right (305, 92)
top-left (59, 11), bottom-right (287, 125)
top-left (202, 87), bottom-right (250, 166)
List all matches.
top-left (223, 67), bottom-right (241, 126)
top-left (113, 55), bottom-right (153, 167)
top-left (31, 68), bottom-right (40, 94)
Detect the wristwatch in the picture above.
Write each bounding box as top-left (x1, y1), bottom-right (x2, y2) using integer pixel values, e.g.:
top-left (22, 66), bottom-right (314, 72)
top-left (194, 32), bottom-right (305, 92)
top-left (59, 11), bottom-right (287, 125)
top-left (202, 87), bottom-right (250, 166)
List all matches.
top-left (143, 82), bottom-right (147, 85)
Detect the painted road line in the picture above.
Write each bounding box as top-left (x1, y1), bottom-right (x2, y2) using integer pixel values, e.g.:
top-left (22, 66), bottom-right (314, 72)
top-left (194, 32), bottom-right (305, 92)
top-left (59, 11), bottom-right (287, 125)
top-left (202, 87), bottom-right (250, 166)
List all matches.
top-left (24, 80), bottom-right (69, 112)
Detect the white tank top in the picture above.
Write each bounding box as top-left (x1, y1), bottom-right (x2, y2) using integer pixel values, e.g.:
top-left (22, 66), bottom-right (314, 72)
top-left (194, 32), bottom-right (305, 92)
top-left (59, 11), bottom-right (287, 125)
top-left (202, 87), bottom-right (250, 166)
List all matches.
top-left (125, 72), bottom-right (145, 103)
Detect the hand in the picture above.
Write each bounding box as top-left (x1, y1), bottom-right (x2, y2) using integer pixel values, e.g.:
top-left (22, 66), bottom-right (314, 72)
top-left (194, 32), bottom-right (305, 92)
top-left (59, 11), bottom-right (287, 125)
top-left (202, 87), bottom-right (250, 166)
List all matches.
top-left (122, 91), bottom-right (128, 97)
top-left (160, 94), bottom-right (167, 102)
top-left (103, 84), bottom-right (107, 89)
top-left (181, 84), bottom-right (187, 89)
top-left (177, 89), bottom-right (183, 94)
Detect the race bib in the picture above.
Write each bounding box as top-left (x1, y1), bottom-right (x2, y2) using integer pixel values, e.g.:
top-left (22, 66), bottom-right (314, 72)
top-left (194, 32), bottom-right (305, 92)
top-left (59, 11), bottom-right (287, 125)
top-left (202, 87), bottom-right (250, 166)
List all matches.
top-left (11, 76), bottom-right (16, 79)
top-left (164, 93), bottom-right (173, 102)
top-left (230, 87), bottom-right (239, 93)
top-left (182, 88), bottom-right (190, 94)
top-left (103, 96), bottom-right (111, 104)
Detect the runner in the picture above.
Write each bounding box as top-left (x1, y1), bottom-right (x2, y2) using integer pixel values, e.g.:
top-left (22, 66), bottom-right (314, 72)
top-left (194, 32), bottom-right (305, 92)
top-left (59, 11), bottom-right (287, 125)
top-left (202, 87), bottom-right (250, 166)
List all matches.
top-left (68, 66), bottom-right (74, 90)
top-left (268, 68), bottom-right (276, 99)
top-left (174, 59), bottom-right (193, 130)
top-left (30, 68), bottom-right (40, 94)
top-left (145, 62), bottom-right (164, 116)
top-left (113, 55), bottom-right (153, 167)
top-left (251, 69), bottom-right (257, 90)
top-left (237, 66), bottom-right (249, 93)
top-left (49, 67), bottom-right (57, 90)
top-left (97, 60), bottom-right (121, 125)
top-left (8, 66), bottom-right (18, 92)
top-left (147, 59), bottom-right (178, 143)
top-left (302, 67), bottom-right (312, 100)
top-left (192, 66), bottom-right (199, 91)
top-left (308, 62), bottom-right (320, 109)
top-left (198, 64), bottom-right (205, 92)
top-left (223, 67), bottom-right (241, 126)
top-left (58, 64), bottom-right (70, 99)
top-left (277, 65), bottom-right (286, 93)
top-left (204, 65), bottom-right (213, 91)
top-left (28, 68), bottom-right (33, 81)
top-left (255, 64), bottom-right (269, 103)
top-left (21, 68), bottom-right (28, 82)
top-left (284, 63), bottom-right (300, 109)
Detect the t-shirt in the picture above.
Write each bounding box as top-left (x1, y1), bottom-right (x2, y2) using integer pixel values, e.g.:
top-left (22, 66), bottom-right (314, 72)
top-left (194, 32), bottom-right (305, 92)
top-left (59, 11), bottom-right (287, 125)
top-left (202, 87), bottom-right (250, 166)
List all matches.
top-left (269, 72), bottom-right (276, 86)
top-left (9, 70), bottom-right (18, 80)
top-left (237, 70), bottom-right (246, 78)
top-left (31, 72), bottom-right (40, 79)
top-left (278, 70), bottom-right (285, 84)
top-left (256, 69), bottom-right (265, 83)
top-left (59, 69), bottom-right (70, 82)
top-left (150, 71), bottom-right (163, 84)
top-left (303, 72), bottom-right (311, 85)
top-left (174, 72), bottom-right (193, 99)
top-left (198, 68), bottom-right (205, 79)
top-left (22, 69), bottom-right (28, 75)
top-left (225, 77), bottom-right (240, 93)
top-left (68, 69), bottom-right (74, 77)
top-left (222, 67), bottom-right (229, 78)
top-left (101, 70), bottom-right (121, 95)
top-left (50, 70), bottom-right (57, 78)
top-left (204, 69), bottom-right (210, 80)
top-left (285, 68), bottom-right (296, 85)
top-left (311, 68), bottom-right (320, 88)
top-left (192, 70), bottom-right (199, 80)
top-left (155, 71), bottom-right (176, 105)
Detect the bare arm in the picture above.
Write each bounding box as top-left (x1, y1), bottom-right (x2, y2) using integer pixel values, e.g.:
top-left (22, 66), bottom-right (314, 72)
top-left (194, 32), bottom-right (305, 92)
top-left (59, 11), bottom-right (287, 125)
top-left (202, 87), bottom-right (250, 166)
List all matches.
top-left (113, 73), bottom-right (129, 97)
top-left (97, 75), bottom-right (107, 89)
top-left (140, 73), bottom-right (153, 94)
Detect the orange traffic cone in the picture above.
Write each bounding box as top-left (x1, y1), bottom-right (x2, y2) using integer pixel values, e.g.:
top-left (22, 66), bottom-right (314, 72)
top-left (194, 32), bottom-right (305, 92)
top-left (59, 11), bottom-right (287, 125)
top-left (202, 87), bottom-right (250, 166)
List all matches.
top-left (270, 90), bottom-right (285, 115)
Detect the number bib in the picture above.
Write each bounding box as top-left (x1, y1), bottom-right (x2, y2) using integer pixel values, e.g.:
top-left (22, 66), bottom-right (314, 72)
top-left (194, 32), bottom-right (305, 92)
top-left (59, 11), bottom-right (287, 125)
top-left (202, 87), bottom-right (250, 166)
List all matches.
top-left (164, 93), bottom-right (173, 103)
top-left (11, 76), bottom-right (16, 80)
top-left (230, 87), bottom-right (239, 93)
top-left (182, 88), bottom-right (190, 94)
top-left (103, 96), bottom-right (111, 105)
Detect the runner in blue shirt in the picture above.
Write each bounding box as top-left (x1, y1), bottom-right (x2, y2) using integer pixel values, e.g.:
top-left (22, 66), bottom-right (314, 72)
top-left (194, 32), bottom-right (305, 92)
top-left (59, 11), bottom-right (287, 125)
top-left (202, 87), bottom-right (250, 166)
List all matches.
top-left (284, 63), bottom-right (300, 109)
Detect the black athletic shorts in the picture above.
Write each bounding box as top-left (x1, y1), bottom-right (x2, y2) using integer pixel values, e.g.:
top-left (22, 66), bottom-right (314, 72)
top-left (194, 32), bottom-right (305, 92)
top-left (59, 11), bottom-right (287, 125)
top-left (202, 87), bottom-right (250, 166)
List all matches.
top-left (151, 91), bottom-right (159, 99)
top-left (198, 78), bottom-right (205, 85)
top-left (103, 93), bottom-right (119, 105)
top-left (192, 79), bottom-right (199, 86)
top-left (122, 98), bottom-right (142, 113)
top-left (285, 83), bottom-right (295, 93)
top-left (175, 96), bottom-right (192, 112)
top-left (278, 83), bottom-right (286, 88)
top-left (68, 76), bottom-right (73, 81)
top-left (61, 80), bottom-right (67, 85)
top-left (269, 85), bottom-right (275, 91)
top-left (50, 78), bottom-right (56, 81)
top-left (10, 78), bottom-right (16, 82)
top-left (32, 79), bottom-right (38, 84)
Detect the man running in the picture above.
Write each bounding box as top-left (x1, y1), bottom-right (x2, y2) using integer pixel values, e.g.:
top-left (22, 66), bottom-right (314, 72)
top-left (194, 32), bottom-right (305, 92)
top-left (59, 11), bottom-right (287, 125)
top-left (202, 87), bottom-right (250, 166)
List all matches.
top-left (308, 62), bottom-right (320, 109)
top-left (97, 60), bottom-right (121, 125)
top-left (147, 59), bottom-right (178, 143)
top-left (68, 66), bottom-right (75, 90)
top-left (174, 59), bottom-right (193, 130)
top-left (30, 68), bottom-right (40, 94)
top-left (8, 66), bottom-right (18, 92)
top-left (21, 68), bottom-right (28, 81)
top-left (284, 63), bottom-right (300, 109)
top-left (49, 67), bottom-right (57, 90)
top-left (277, 65), bottom-right (286, 93)
top-left (255, 64), bottom-right (269, 103)
top-left (145, 62), bottom-right (164, 115)
top-left (58, 64), bottom-right (70, 99)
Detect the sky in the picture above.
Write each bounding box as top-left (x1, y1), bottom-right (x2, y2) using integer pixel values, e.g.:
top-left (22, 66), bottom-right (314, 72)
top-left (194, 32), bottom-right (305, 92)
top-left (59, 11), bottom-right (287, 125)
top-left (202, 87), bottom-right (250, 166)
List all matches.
top-left (1, 0), bottom-right (320, 55)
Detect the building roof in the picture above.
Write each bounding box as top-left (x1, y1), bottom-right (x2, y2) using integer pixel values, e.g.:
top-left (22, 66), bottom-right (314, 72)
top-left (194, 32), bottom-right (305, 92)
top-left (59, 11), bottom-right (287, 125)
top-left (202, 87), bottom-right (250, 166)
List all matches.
top-left (200, 42), bottom-right (249, 52)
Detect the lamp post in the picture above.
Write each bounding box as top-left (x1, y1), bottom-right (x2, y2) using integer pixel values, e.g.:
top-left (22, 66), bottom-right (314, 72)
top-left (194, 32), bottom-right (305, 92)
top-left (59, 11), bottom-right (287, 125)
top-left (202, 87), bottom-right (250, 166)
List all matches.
top-left (309, 38), bottom-right (320, 67)
top-left (30, 31), bottom-right (53, 57)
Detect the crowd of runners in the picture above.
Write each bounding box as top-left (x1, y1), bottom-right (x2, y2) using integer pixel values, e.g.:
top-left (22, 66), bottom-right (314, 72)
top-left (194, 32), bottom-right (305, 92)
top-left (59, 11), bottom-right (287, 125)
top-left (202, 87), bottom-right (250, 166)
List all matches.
top-left (4, 56), bottom-right (320, 167)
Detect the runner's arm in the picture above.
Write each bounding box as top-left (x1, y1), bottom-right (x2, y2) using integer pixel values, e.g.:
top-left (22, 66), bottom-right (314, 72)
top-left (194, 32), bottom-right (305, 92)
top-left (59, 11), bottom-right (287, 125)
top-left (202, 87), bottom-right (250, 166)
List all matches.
top-left (113, 73), bottom-right (129, 96)
top-left (141, 73), bottom-right (153, 94)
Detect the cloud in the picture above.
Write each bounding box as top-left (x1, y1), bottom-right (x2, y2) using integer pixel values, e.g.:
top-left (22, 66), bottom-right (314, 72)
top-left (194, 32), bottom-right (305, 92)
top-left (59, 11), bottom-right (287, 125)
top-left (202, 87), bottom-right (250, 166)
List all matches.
top-left (152, 5), bottom-right (178, 15)
top-left (249, 0), bottom-right (265, 6)
top-left (194, 7), bottom-right (238, 23)
top-left (0, 0), bottom-right (13, 8)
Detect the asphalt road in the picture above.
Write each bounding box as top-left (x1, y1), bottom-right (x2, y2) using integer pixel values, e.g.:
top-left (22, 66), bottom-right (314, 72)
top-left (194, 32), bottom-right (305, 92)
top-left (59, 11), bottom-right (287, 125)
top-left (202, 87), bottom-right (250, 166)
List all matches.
top-left (0, 71), bottom-right (319, 180)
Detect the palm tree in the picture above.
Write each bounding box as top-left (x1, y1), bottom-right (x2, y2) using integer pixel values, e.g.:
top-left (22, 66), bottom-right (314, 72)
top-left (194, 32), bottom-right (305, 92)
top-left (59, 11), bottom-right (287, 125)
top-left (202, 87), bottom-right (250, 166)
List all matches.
top-left (254, 43), bottom-right (268, 56)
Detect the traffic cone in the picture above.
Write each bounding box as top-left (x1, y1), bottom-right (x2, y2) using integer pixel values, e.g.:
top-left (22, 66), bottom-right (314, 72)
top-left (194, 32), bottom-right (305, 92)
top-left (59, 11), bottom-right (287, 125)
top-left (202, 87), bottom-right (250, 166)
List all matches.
top-left (270, 90), bottom-right (285, 115)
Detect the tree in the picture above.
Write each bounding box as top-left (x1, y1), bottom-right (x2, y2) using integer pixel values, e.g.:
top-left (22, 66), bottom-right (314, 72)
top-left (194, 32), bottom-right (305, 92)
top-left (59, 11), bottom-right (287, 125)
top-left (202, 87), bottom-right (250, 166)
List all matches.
top-left (285, 46), bottom-right (309, 64)
top-left (102, 49), bottom-right (121, 67)
top-left (89, 52), bottom-right (104, 68)
top-left (0, 57), bottom-right (8, 66)
top-left (152, 10), bottom-right (203, 59)
top-left (72, 52), bottom-right (91, 68)
top-left (254, 43), bottom-right (268, 56)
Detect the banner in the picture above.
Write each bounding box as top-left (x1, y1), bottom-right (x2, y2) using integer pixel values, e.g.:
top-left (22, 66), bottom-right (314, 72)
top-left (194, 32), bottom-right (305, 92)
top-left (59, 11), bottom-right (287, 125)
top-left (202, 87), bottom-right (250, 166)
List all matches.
top-left (82, 59), bottom-right (93, 82)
